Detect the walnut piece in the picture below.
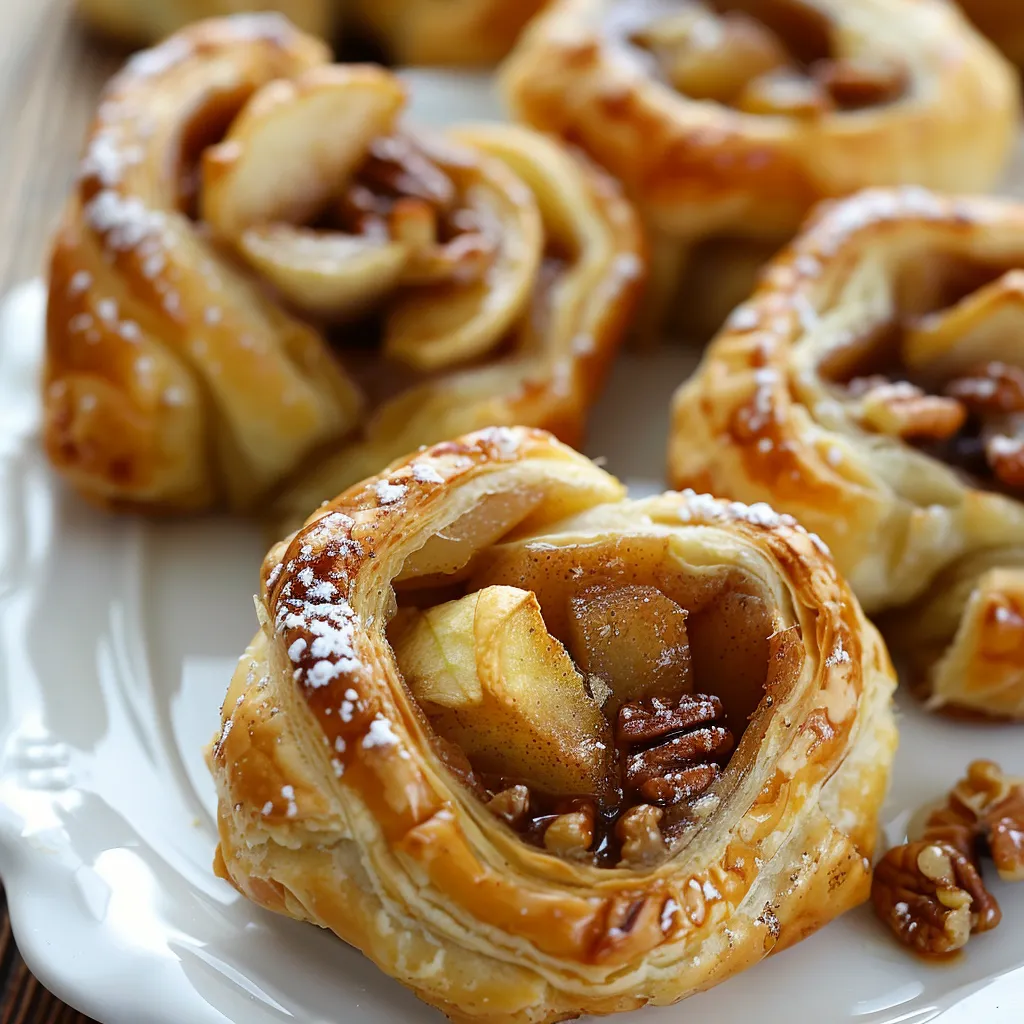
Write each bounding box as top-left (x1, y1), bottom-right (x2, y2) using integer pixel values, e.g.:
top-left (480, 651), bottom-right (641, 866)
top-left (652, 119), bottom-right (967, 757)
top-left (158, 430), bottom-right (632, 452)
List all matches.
top-left (544, 803), bottom-right (596, 860)
top-left (617, 694), bottom-right (733, 806)
top-left (488, 785), bottom-right (530, 827)
top-left (872, 841), bottom-right (997, 955)
top-left (873, 760), bottom-right (1024, 956)
top-left (617, 804), bottom-right (668, 868)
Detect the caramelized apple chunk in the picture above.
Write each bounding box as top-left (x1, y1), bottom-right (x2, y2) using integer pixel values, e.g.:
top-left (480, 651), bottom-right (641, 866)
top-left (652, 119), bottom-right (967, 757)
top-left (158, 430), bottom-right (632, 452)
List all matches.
top-left (392, 586), bottom-right (613, 796)
top-left (567, 584), bottom-right (693, 710)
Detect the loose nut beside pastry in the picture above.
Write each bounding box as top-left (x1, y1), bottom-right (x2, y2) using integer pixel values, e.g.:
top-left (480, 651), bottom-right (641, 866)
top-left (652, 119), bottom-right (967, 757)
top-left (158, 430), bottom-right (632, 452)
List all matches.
top-left (502, 0), bottom-right (1020, 338)
top-left (671, 187), bottom-right (1024, 720)
top-left (43, 15), bottom-right (644, 517)
top-left (873, 760), bottom-right (1024, 955)
top-left (207, 426), bottom-right (897, 1022)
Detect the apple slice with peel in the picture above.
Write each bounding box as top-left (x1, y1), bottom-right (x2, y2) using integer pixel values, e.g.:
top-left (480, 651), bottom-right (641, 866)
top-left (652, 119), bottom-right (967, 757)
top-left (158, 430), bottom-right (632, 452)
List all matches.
top-left (567, 583), bottom-right (693, 712)
top-left (201, 64), bottom-right (405, 239)
top-left (392, 586), bottom-right (612, 797)
top-left (239, 224), bottom-right (409, 320)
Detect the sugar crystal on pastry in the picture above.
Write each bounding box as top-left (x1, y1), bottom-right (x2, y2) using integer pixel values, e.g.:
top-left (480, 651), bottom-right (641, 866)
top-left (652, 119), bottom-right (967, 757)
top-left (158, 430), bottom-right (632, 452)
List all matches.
top-left (209, 426), bottom-right (896, 1022)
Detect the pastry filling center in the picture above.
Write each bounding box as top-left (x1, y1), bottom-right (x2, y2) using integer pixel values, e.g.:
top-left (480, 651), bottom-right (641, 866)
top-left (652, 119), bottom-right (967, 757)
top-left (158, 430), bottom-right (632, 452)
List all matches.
top-left (175, 76), bottom-right (572, 413)
top-left (821, 267), bottom-right (1024, 493)
top-left (389, 530), bottom-right (776, 868)
top-left (615, 0), bottom-right (908, 114)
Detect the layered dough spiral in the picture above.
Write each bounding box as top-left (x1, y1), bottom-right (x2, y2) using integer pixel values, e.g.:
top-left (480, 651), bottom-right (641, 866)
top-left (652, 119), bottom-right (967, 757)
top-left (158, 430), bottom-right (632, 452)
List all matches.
top-left (671, 187), bottom-right (1024, 719)
top-left (208, 426), bottom-right (896, 1023)
top-left (502, 0), bottom-right (1019, 336)
top-left (44, 15), bottom-right (643, 515)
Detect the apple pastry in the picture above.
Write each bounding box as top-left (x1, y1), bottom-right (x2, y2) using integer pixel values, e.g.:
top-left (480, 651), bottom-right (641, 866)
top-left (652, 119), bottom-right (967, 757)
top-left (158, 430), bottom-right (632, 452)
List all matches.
top-left (502, 0), bottom-right (1019, 338)
top-left (671, 187), bottom-right (1024, 719)
top-left (44, 15), bottom-right (643, 516)
top-left (208, 425), bottom-right (897, 1022)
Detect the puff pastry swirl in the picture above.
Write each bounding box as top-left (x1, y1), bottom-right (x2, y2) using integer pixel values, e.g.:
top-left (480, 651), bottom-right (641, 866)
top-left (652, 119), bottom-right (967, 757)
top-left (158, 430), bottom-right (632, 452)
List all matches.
top-left (209, 426), bottom-right (896, 1022)
top-left (44, 15), bottom-right (643, 515)
top-left (671, 187), bottom-right (1024, 719)
top-left (502, 0), bottom-right (1019, 336)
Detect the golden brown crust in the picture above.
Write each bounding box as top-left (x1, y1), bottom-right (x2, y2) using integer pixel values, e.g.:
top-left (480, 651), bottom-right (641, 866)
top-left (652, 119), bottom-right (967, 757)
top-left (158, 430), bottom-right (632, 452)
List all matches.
top-left (670, 186), bottom-right (1024, 718)
top-left (43, 16), bottom-right (644, 516)
top-left (209, 426), bottom-right (896, 1022)
top-left (352, 0), bottom-right (549, 66)
top-left (502, 0), bottom-right (1019, 335)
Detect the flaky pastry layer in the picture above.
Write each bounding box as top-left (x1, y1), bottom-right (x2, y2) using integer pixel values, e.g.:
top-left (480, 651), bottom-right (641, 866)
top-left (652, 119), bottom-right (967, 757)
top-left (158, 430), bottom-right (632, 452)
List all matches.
top-left (671, 187), bottom-right (1024, 718)
top-left (502, 0), bottom-right (1019, 336)
top-left (209, 426), bottom-right (896, 1022)
top-left (44, 15), bottom-right (643, 515)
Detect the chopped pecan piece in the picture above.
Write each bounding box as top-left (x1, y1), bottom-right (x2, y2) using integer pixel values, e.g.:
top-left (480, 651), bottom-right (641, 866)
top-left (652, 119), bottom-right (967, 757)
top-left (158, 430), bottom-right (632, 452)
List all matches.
top-left (813, 56), bottom-right (908, 110)
top-left (984, 431), bottom-right (1024, 490)
top-left (945, 362), bottom-right (1024, 415)
top-left (872, 841), bottom-right (998, 955)
top-left (617, 694), bottom-right (733, 806)
top-left (358, 134), bottom-right (457, 209)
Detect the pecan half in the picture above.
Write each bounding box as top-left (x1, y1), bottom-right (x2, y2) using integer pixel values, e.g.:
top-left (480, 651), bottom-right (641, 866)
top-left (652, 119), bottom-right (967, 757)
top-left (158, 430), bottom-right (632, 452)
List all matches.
top-left (872, 841), bottom-right (998, 955)
top-left (617, 694), bottom-right (733, 806)
top-left (851, 378), bottom-right (966, 441)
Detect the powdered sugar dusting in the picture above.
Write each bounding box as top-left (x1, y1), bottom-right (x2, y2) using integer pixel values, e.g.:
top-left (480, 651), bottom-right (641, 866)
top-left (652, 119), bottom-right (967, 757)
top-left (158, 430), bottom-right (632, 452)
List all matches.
top-left (677, 489), bottom-right (832, 557)
top-left (412, 461), bottom-right (444, 484)
top-left (362, 714), bottom-right (400, 750)
top-left (375, 480), bottom-right (408, 505)
top-left (825, 641), bottom-right (851, 667)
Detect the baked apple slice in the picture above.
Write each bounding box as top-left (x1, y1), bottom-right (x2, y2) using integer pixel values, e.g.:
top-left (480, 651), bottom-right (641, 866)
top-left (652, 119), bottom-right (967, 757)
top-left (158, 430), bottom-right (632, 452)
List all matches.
top-left (392, 585), bottom-right (612, 796)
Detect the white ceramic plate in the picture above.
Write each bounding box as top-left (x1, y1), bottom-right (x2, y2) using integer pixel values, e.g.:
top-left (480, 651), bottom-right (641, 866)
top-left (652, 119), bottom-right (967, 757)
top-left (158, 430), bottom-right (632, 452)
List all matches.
top-left (2, 70), bottom-right (1024, 1024)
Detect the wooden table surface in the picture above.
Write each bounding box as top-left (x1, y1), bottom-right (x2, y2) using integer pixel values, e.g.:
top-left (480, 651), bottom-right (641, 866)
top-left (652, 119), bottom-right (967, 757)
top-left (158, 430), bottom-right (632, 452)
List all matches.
top-left (2, 1), bottom-right (1024, 1021)
top-left (2, 5), bottom-right (116, 1020)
